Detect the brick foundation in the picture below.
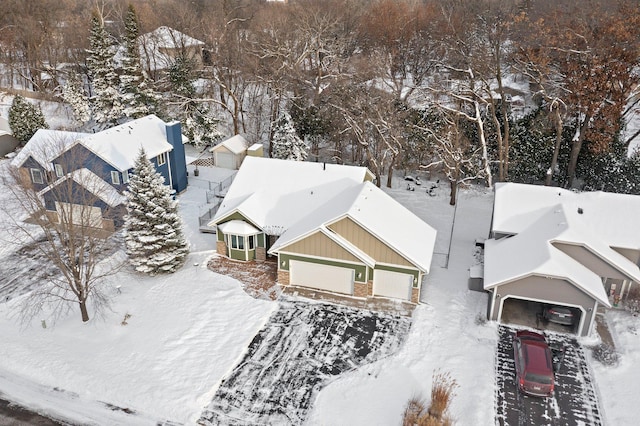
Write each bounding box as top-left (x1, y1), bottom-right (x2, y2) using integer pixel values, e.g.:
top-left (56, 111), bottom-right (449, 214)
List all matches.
top-left (256, 247), bottom-right (266, 261)
top-left (411, 287), bottom-right (420, 304)
top-left (216, 240), bottom-right (227, 256)
top-left (354, 282), bottom-right (368, 298)
top-left (277, 270), bottom-right (290, 285)
top-left (367, 281), bottom-right (373, 296)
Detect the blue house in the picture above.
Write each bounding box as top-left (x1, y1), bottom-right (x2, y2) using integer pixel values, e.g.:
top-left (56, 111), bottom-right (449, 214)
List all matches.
top-left (11, 115), bottom-right (188, 231)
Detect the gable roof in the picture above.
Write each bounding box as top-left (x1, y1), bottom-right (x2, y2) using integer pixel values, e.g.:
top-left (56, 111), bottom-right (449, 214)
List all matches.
top-left (210, 134), bottom-right (248, 155)
top-left (39, 168), bottom-right (125, 207)
top-left (11, 129), bottom-right (90, 170)
top-left (11, 116), bottom-right (174, 173)
top-left (73, 115), bottom-right (173, 172)
top-left (492, 182), bottom-right (640, 250)
top-left (211, 156), bottom-right (374, 231)
top-left (270, 181), bottom-right (437, 273)
top-left (141, 26), bottom-right (204, 49)
top-left (484, 208), bottom-right (611, 307)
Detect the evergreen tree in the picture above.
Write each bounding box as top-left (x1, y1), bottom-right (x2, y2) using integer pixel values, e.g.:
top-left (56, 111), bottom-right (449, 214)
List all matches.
top-left (120, 5), bottom-right (161, 119)
top-left (271, 112), bottom-right (308, 161)
top-left (87, 14), bottom-right (123, 128)
top-left (168, 56), bottom-right (222, 147)
top-left (8, 95), bottom-right (49, 144)
top-left (62, 72), bottom-right (91, 125)
top-left (125, 148), bottom-right (189, 275)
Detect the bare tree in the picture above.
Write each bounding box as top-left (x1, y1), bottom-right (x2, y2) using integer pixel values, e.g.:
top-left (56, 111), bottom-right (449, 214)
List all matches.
top-left (2, 136), bottom-right (124, 323)
top-left (420, 111), bottom-right (483, 205)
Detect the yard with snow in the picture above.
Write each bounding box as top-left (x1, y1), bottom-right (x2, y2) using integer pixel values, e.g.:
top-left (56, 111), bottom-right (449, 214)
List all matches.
top-left (0, 147), bottom-right (638, 425)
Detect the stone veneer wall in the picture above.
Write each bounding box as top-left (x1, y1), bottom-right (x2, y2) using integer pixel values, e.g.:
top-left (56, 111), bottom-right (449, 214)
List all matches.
top-left (354, 282), bottom-right (367, 297)
top-left (278, 270), bottom-right (290, 285)
top-left (411, 288), bottom-right (420, 304)
top-left (216, 241), bottom-right (227, 256)
top-left (256, 247), bottom-right (266, 261)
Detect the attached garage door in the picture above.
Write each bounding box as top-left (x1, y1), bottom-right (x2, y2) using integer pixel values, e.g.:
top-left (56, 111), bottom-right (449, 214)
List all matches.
top-left (216, 152), bottom-right (235, 169)
top-left (289, 260), bottom-right (354, 295)
top-left (56, 202), bottom-right (103, 227)
top-left (373, 270), bottom-right (413, 301)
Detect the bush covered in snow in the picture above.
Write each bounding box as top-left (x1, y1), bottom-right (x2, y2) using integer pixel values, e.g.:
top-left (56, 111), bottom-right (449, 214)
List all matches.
top-left (590, 343), bottom-right (620, 366)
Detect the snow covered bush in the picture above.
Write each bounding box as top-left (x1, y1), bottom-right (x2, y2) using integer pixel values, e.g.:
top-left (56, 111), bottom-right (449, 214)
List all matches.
top-left (590, 343), bottom-right (620, 366)
top-left (271, 112), bottom-right (308, 161)
top-left (8, 95), bottom-right (49, 144)
top-left (625, 286), bottom-right (640, 316)
top-left (124, 149), bottom-right (189, 275)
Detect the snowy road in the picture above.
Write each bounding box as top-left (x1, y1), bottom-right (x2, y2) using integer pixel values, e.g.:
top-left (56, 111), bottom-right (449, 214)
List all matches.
top-left (495, 326), bottom-right (603, 426)
top-left (199, 297), bottom-right (411, 425)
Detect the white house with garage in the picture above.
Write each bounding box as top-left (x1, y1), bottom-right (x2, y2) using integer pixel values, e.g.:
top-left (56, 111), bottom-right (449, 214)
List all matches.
top-left (484, 182), bottom-right (640, 336)
top-left (209, 156), bottom-right (437, 303)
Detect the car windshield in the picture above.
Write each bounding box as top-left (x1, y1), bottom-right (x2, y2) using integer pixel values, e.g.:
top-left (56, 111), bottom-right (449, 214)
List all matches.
top-left (525, 372), bottom-right (553, 384)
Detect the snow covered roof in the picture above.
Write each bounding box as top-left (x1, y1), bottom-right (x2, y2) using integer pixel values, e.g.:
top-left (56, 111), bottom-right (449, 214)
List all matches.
top-left (484, 206), bottom-right (612, 307)
top-left (11, 129), bottom-right (89, 170)
top-left (39, 168), bottom-right (126, 207)
top-left (269, 181), bottom-right (437, 273)
top-left (141, 26), bottom-right (204, 49)
top-left (210, 135), bottom-right (248, 155)
top-left (492, 182), bottom-right (640, 250)
top-left (217, 220), bottom-right (259, 236)
top-left (212, 157), bottom-right (374, 230)
top-left (78, 115), bottom-right (173, 171)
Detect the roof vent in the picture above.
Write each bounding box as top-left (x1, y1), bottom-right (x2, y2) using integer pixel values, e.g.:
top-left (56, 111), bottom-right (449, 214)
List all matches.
top-left (577, 207), bottom-right (583, 214)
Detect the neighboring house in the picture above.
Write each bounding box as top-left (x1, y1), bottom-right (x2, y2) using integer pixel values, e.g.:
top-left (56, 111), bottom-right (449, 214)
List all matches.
top-left (209, 135), bottom-right (249, 169)
top-left (0, 116), bottom-right (20, 157)
top-left (138, 26), bottom-right (205, 79)
top-left (209, 157), bottom-right (437, 303)
top-left (11, 115), bottom-right (187, 231)
top-left (483, 182), bottom-right (640, 336)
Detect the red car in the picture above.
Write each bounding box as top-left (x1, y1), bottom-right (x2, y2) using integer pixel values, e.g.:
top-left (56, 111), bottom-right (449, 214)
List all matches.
top-left (513, 330), bottom-right (555, 397)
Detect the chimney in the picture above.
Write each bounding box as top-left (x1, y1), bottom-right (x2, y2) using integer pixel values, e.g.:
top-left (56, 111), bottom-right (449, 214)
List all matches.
top-left (165, 120), bottom-right (187, 193)
top-left (577, 207), bottom-right (583, 214)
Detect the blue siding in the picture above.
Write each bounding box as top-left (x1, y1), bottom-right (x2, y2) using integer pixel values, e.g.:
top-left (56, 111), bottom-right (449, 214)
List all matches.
top-left (165, 121), bottom-right (188, 193)
top-left (20, 156), bottom-right (49, 191)
top-left (53, 144), bottom-right (129, 192)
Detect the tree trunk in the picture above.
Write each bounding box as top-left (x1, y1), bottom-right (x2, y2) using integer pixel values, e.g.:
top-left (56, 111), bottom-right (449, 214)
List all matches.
top-left (567, 113), bottom-right (591, 188)
top-left (79, 299), bottom-right (90, 322)
top-left (449, 179), bottom-right (457, 206)
top-left (386, 154), bottom-right (396, 188)
top-left (475, 101), bottom-right (493, 188)
top-left (545, 109), bottom-right (563, 186)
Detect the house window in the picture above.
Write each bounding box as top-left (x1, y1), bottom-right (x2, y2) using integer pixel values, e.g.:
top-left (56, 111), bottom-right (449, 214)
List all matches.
top-left (54, 163), bottom-right (64, 178)
top-left (122, 170), bottom-right (130, 184)
top-left (231, 235), bottom-right (245, 250)
top-left (248, 235), bottom-right (255, 250)
top-left (111, 171), bottom-right (120, 185)
top-left (30, 168), bottom-right (43, 184)
top-left (157, 152), bottom-right (167, 166)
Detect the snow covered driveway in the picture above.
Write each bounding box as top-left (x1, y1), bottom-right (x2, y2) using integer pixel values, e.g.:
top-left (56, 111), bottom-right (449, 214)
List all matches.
top-left (199, 297), bottom-right (411, 425)
top-left (495, 326), bottom-right (603, 426)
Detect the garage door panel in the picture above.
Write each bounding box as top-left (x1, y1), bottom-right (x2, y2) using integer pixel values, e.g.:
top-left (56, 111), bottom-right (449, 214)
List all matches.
top-left (56, 202), bottom-right (102, 227)
top-left (290, 260), bottom-right (354, 295)
top-left (373, 269), bottom-right (413, 301)
top-left (216, 152), bottom-right (235, 169)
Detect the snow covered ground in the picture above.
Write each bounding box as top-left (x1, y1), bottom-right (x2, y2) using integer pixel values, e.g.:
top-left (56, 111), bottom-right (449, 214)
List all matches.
top-left (0, 99), bottom-right (637, 423)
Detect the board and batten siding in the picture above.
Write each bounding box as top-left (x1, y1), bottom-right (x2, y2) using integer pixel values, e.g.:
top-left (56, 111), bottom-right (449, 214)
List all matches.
top-left (552, 242), bottom-right (630, 281)
top-left (281, 230), bottom-right (360, 263)
top-left (327, 217), bottom-right (413, 267)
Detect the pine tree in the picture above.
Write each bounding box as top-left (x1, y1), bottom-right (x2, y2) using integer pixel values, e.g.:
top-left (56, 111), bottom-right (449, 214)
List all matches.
top-left (87, 14), bottom-right (123, 128)
top-left (62, 72), bottom-right (91, 125)
top-left (125, 148), bottom-right (189, 275)
top-left (271, 112), bottom-right (308, 161)
top-left (120, 5), bottom-right (161, 119)
top-left (8, 95), bottom-right (49, 144)
top-left (168, 56), bottom-right (222, 147)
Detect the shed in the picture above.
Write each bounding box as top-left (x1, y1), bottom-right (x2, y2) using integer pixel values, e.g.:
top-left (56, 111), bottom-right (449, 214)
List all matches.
top-left (210, 135), bottom-right (249, 169)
